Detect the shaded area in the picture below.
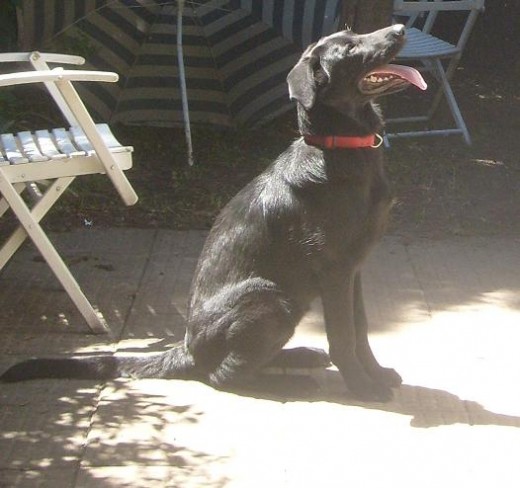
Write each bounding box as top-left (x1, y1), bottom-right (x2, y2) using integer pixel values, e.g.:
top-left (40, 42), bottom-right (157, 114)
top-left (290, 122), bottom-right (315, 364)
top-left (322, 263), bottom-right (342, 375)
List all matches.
top-left (0, 381), bottom-right (230, 487)
top-left (1, 4), bottom-right (518, 239)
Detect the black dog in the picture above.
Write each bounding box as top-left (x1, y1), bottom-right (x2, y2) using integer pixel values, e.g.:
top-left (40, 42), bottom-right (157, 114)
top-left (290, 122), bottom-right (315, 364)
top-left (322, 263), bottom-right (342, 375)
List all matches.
top-left (1, 25), bottom-right (426, 402)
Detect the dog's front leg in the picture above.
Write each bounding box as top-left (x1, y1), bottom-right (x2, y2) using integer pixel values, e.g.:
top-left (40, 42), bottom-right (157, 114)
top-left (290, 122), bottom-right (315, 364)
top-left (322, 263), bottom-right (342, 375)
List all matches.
top-left (320, 271), bottom-right (393, 402)
top-left (353, 273), bottom-right (402, 387)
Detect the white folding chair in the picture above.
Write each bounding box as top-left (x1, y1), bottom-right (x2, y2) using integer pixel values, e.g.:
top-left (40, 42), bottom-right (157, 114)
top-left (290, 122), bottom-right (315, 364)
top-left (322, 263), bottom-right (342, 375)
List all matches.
top-left (386, 0), bottom-right (485, 145)
top-left (0, 52), bottom-right (138, 334)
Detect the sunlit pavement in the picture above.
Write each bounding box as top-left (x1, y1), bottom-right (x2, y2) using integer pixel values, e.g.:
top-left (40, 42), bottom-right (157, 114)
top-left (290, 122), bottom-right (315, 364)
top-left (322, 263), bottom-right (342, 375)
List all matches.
top-left (1, 229), bottom-right (519, 487)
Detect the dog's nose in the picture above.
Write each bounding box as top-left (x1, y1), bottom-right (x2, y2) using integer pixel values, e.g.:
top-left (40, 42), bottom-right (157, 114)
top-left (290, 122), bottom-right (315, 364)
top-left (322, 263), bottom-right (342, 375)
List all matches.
top-left (392, 24), bottom-right (406, 37)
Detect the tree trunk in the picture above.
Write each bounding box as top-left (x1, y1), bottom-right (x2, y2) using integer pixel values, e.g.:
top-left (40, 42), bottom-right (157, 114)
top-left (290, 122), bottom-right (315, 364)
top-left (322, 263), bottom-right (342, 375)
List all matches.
top-left (340, 0), bottom-right (394, 33)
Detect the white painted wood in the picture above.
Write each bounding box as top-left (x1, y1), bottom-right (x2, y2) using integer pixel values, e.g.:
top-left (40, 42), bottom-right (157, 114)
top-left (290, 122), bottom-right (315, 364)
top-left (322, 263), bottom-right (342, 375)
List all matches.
top-left (35, 130), bottom-right (68, 160)
top-left (51, 128), bottom-right (86, 157)
top-left (17, 131), bottom-right (49, 162)
top-left (0, 51), bottom-right (138, 333)
top-left (0, 167), bottom-right (109, 333)
top-left (0, 51), bottom-right (85, 65)
top-left (0, 68), bottom-right (119, 88)
top-left (0, 133), bottom-right (28, 164)
top-left (28, 52), bottom-right (80, 126)
top-left (70, 125), bottom-right (132, 154)
top-left (0, 152), bottom-right (133, 183)
top-left (69, 126), bottom-right (96, 154)
top-left (0, 177), bottom-right (74, 270)
top-left (0, 52), bottom-right (86, 125)
top-left (0, 182), bottom-right (24, 218)
top-left (56, 80), bottom-right (138, 205)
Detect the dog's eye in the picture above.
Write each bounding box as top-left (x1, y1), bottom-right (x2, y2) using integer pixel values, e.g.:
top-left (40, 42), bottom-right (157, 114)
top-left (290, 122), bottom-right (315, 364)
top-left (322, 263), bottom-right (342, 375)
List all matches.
top-left (313, 62), bottom-right (329, 84)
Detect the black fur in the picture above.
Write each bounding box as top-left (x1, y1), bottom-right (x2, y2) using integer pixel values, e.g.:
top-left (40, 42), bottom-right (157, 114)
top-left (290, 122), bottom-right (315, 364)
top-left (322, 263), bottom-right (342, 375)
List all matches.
top-left (2, 25), bottom-right (408, 402)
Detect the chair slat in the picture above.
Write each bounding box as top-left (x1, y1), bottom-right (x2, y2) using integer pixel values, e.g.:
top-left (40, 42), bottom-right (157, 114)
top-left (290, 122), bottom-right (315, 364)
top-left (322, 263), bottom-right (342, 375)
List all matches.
top-left (35, 130), bottom-right (68, 160)
top-left (51, 128), bottom-right (85, 157)
top-left (96, 124), bottom-right (132, 153)
top-left (398, 28), bottom-right (458, 59)
top-left (17, 131), bottom-right (50, 162)
top-left (0, 133), bottom-right (29, 164)
top-left (69, 126), bottom-right (93, 154)
top-left (70, 124), bottom-right (132, 155)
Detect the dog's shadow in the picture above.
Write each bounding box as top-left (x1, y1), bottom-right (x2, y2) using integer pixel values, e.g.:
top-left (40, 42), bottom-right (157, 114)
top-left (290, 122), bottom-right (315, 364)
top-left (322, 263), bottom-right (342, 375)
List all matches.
top-left (232, 370), bottom-right (520, 429)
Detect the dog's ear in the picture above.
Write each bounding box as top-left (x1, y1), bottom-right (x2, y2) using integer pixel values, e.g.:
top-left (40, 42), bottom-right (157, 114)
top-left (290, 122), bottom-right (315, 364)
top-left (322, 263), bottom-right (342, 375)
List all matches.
top-left (287, 45), bottom-right (326, 110)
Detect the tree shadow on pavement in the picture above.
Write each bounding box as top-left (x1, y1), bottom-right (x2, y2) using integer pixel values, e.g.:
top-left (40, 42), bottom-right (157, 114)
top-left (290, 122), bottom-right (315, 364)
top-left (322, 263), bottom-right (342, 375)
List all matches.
top-left (0, 380), bottom-right (230, 488)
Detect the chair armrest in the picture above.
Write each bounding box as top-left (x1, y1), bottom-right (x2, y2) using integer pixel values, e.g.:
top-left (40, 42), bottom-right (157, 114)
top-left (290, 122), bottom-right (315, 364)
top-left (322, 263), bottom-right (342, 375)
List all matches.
top-left (0, 52), bottom-right (85, 66)
top-left (0, 68), bottom-right (118, 88)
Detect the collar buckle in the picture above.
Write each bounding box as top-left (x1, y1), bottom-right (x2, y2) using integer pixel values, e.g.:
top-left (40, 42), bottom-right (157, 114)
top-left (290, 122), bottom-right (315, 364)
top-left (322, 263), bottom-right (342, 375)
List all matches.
top-left (371, 134), bottom-right (384, 148)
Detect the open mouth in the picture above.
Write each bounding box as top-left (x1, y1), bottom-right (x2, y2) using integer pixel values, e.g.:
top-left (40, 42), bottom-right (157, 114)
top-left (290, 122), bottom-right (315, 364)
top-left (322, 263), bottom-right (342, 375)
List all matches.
top-left (359, 64), bottom-right (427, 96)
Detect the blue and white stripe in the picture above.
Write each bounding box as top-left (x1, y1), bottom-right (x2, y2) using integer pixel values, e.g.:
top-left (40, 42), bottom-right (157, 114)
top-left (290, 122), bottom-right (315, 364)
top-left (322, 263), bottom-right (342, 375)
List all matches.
top-left (19, 0), bottom-right (341, 127)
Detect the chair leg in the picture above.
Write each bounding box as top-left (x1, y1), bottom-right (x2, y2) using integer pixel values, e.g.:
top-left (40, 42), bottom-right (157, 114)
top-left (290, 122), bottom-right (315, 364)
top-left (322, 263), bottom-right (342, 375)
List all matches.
top-left (386, 59), bottom-right (472, 145)
top-left (427, 56), bottom-right (461, 121)
top-left (0, 170), bottom-right (109, 334)
top-left (0, 177), bottom-right (74, 271)
top-left (431, 59), bottom-right (472, 145)
top-left (0, 182), bottom-right (24, 219)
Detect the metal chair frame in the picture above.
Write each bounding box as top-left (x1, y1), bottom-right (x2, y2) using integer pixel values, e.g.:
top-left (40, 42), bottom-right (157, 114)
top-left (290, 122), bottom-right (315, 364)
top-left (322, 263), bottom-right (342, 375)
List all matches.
top-left (386, 0), bottom-right (485, 145)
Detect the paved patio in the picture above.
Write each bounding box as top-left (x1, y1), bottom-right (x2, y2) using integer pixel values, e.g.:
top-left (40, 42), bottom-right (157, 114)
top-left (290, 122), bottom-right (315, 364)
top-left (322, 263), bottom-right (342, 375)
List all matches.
top-left (1, 228), bottom-right (519, 487)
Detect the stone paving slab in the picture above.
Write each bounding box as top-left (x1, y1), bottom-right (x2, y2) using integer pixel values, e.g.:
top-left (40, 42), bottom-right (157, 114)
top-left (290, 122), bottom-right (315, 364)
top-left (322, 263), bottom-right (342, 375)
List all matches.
top-left (1, 230), bottom-right (520, 487)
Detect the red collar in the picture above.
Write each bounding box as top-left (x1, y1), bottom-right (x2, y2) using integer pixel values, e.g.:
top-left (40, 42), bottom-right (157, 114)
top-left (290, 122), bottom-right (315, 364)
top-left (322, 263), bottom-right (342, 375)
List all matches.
top-left (304, 134), bottom-right (381, 149)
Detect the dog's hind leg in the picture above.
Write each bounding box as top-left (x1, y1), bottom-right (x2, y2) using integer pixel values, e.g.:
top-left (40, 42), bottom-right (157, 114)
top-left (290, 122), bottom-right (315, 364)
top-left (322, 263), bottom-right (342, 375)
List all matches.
top-left (207, 311), bottom-right (297, 388)
top-left (267, 347), bottom-right (331, 369)
top-left (189, 279), bottom-right (300, 389)
top-left (353, 273), bottom-right (402, 387)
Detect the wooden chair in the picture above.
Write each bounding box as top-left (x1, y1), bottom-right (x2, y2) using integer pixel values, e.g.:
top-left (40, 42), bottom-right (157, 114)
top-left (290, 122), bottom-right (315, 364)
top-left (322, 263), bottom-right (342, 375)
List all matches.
top-left (386, 0), bottom-right (485, 145)
top-left (0, 52), bottom-right (138, 334)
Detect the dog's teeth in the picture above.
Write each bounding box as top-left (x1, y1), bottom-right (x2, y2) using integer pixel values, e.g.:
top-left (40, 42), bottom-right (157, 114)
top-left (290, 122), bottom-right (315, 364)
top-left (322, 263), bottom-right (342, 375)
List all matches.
top-left (366, 74), bottom-right (396, 85)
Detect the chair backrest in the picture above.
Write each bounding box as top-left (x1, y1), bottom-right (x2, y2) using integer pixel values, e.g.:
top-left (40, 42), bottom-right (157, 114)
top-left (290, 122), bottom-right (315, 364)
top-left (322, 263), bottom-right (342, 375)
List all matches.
top-left (0, 52), bottom-right (138, 206)
top-left (394, 0), bottom-right (485, 51)
top-left (0, 52), bottom-right (86, 127)
top-left (396, 0), bottom-right (431, 29)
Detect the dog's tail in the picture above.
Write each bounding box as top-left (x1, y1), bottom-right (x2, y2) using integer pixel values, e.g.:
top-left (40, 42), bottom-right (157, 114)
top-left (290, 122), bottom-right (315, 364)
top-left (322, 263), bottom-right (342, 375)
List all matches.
top-left (0, 343), bottom-right (196, 383)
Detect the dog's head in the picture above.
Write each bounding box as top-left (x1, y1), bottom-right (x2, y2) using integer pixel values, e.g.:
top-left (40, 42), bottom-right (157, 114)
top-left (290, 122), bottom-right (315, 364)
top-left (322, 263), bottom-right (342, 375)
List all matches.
top-left (287, 25), bottom-right (426, 111)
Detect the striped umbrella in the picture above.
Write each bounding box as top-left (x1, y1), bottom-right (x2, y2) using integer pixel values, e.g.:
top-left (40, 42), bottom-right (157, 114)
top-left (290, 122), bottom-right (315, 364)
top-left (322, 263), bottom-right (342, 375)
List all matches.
top-left (19, 0), bottom-right (341, 158)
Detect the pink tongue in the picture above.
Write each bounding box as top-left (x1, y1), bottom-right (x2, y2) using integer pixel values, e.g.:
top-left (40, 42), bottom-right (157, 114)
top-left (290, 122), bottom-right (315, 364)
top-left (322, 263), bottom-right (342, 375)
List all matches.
top-left (371, 64), bottom-right (427, 90)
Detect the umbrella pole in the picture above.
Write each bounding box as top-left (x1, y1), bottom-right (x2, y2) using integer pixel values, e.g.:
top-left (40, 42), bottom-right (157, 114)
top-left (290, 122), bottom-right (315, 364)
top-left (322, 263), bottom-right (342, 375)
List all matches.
top-left (177, 0), bottom-right (194, 166)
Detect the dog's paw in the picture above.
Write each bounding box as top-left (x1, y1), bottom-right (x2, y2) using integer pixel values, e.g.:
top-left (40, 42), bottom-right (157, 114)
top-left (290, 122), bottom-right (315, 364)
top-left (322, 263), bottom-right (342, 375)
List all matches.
top-left (269, 347), bottom-right (331, 369)
top-left (338, 362), bottom-right (395, 402)
top-left (369, 367), bottom-right (402, 388)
